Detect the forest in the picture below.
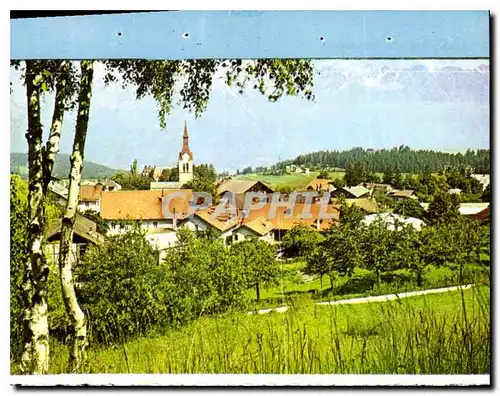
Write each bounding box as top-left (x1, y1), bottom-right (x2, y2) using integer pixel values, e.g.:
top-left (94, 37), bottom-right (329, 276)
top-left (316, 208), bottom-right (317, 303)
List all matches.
top-left (272, 146), bottom-right (490, 174)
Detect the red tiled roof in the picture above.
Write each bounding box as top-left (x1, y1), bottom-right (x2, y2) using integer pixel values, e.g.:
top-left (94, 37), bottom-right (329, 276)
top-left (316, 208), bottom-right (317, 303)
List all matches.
top-left (79, 185), bottom-right (104, 202)
top-left (100, 189), bottom-right (193, 220)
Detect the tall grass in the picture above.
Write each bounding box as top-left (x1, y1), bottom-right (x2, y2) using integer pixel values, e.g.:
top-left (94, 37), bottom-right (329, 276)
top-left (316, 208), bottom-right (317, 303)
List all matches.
top-left (40, 286), bottom-right (489, 375)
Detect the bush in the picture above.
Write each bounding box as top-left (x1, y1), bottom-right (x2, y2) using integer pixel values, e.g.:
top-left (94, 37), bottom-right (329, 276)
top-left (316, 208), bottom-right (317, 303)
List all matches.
top-left (162, 229), bottom-right (249, 322)
top-left (76, 227), bottom-right (166, 344)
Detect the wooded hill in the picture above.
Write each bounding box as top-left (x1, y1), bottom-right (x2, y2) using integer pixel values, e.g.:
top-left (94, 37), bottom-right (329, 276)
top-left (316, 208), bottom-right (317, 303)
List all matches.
top-left (10, 152), bottom-right (120, 180)
top-left (273, 146), bottom-right (490, 174)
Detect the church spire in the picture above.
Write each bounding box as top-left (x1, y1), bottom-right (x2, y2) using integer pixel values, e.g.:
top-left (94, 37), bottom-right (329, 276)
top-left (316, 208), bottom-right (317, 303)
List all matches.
top-left (179, 121), bottom-right (193, 160)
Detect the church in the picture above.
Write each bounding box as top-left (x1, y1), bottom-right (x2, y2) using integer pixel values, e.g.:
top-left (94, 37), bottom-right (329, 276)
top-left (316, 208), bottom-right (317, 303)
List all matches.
top-left (147, 121), bottom-right (195, 190)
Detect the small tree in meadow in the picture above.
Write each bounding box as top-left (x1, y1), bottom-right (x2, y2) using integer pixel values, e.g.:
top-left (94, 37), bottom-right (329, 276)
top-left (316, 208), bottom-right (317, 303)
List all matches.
top-left (396, 224), bottom-right (447, 287)
top-left (305, 227), bottom-right (360, 290)
top-left (230, 238), bottom-right (279, 302)
top-left (281, 224), bottom-right (324, 258)
top-left (359, 218), bottom-right (399, 285)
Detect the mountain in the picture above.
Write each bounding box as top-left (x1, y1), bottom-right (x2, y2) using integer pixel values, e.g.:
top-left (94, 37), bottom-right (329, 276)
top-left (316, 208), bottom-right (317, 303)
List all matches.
top-left (10, 153), bottom-right (121, 180)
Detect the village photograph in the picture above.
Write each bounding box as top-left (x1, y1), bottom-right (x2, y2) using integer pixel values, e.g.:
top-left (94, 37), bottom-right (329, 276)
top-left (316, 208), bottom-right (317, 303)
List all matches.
top-left (10, 55), bottom-right (490, 378)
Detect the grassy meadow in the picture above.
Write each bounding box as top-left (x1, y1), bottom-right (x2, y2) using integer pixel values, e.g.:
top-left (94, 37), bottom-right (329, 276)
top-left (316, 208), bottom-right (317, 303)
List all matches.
top-left (234, 173), bottom-right (321, 190)
top-left (248, 259), bottom-right (490, 310)
top-left (45, 285), bottom-right (490, 374)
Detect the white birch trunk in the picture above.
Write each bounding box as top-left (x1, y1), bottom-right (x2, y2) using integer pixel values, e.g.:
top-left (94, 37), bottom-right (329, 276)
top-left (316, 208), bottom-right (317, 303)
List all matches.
top-left (21, 61), bottom-right (50, 374)
top-left (58, 60), bottom-right (94, 372)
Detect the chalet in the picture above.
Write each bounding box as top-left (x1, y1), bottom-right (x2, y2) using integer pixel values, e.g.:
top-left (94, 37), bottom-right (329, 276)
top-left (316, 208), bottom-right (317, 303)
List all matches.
top-left (44, 214), bottom-right (105, 266)
top-left (469, 207), bottom-right (490, 223)
top-left (217, 179), bottom-right (274, 197)
top-left (359, 182), bottom-right (395, 194)
top-left (305, 178), bottom-right (331, 192)
top-left (458, 203), bottom-right (490, 217)
top-left (344, 197), bottom-right (379, 214)
top-left (77, 184), bottom-right (105, 213)
top-left (331, 186), bottom-right (370, 199)
top-left (388, 190), bottom-right (418, 201)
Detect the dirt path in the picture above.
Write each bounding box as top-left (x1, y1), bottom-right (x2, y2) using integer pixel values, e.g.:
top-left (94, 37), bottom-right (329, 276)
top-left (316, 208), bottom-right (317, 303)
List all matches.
top-left (248, 284), bottom-right (474, 315)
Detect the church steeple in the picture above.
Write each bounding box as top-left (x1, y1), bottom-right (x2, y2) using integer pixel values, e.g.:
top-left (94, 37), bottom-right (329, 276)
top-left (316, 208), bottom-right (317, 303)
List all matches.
top-left (178, 121), bottom-right (194, 185)
top-left (179, 121), bottom-right (193, 160)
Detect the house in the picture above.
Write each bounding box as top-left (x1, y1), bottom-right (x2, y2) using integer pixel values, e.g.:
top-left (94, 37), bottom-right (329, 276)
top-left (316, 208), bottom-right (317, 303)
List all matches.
top-left (100, 189), bottom-right (193, 249)
top-left (44, 214), bottom-right (105, 266)
top-left (48, 180), bottom-right (69, 206)
top-left (81, 179), bottom-right (121, 191)
top-left (469, 207), bottom-right (490, 223)
top-left (217, 179), bottom-right (274, 197)
top-left (233, 216), bottom-right (275, 244)
top-left (447, 188), bottom-right (462, 195)
top-left (183, 206), bottom-right (241, 244)
top-left (458, 203), bottom-right (490, 217)
top-left (388, 190), bottom-right (418, 201)
top-left (235, 202), bottom-right (341, 241)
top-left (470, 174), bottom-right (490, 191)
top-left (344, 197), bottom-right (379, 214)
top-left (359, 182), bottom-right (395, 194)
top-left (77, 184), bottom-right (105, 213)
top-left (305, 178), bottom-right (331, 192)
top-left (150, 181), bottom-right (184, 190)
top-left (361, 213), bottom-right (425, 231)
top-left (331, 186), bottom-right (370, 199)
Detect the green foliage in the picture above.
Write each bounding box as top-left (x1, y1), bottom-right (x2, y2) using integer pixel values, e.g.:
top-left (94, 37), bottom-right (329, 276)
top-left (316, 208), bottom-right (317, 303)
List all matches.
top-left (359, 219), bottom-right (400, 284)
top-left (426, 192), bottom-right (461, 225)
top-left (305, 227), bottom-right (360, 289)
top-left (45, 286), bottom-right (490, 374)
top-left (81, 210), bottom-right (109, 234)
top-left (182, 163), bottom-right (218, 201)
top-left (317, 171), bottom-right (329, 179)
top-left (10, 175), bottom-right (67, 358)
top-left (10, 175), bottom-right (28, 359)
top-left (393, 198), bottom-right (424, 219)
top-left (274, 146), bottom-right (490, 175)
top-left (396, 225), bottom-right (448, 286)
top-left (76, 227), bottom-right (164, 343)
top-left (281, 225), bottom-right (324, 258)
top-left (103, 59), bottom-right (315, 129)
top-left (111, 170), bottom-right (151, 190)
top-left (339, 197), bottom-right (365, 230)
top-left (230, 238), bottom-right (279, 302)
top-left (130, 158), bottom-right (138, 175)
top-left (165, 229), bottom-right (249, 319)
top-left (193, 163), bottom-right (217, 182)
top-left (344, 162), bottom-right (365, 187)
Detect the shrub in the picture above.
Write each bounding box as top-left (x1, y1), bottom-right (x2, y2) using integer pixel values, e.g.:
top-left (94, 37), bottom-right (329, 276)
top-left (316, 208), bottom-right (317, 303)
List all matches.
top-left (76, 227), bottom-right (166, 344)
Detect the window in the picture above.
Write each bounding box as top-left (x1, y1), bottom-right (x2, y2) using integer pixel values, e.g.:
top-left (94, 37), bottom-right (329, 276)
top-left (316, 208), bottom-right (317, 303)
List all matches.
top-left (153, 221), bottom-right (158, 228)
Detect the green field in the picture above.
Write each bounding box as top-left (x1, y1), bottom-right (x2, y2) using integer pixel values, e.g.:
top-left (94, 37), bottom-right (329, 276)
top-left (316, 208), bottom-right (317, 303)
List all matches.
top-left (235, 173), bottom-right (320, 189)
top-left (46, 286), bottom-right (490, 374)
top-left (248, 260), bottom-right (490, 310)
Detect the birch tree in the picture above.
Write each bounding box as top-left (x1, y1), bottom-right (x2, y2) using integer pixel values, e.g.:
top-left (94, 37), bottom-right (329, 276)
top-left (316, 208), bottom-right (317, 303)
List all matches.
top-left (57, 60), bottom-right (94, 372)
top-left (15, 60), bottom-right (77, 374)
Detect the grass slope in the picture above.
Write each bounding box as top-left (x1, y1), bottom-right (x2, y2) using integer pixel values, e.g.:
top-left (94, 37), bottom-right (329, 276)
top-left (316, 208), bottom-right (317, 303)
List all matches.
top-left (46, 286), bottom-right (490, 374)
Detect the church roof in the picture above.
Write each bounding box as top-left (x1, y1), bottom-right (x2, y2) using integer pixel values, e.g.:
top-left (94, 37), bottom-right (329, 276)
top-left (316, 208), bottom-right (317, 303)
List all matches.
top-left (179, 121), bottom-right (193, 160)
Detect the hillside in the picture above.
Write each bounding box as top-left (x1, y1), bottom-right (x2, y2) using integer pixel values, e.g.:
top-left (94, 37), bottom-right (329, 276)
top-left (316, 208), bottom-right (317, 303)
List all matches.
top-left (273, 146), bottom-right (490, 174)
top-left (10, 153), bottom-right (120, 180)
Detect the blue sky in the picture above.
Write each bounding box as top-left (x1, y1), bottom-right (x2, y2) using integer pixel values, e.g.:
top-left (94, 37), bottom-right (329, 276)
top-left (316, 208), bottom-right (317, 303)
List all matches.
top-left (10, 59), bottom-right (489, 173)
